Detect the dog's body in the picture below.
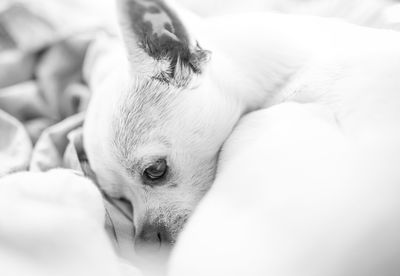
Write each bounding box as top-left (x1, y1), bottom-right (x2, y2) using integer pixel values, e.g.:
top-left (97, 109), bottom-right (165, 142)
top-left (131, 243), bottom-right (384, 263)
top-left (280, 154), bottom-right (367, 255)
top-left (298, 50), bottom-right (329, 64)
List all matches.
top-left (83, 0), bottom-right (400, 269)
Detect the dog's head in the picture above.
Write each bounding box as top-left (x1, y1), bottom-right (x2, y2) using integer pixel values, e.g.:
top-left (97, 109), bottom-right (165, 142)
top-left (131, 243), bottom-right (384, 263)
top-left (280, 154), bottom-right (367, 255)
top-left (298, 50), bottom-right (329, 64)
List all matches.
top-left (84, 0), bottom-right (241, 256)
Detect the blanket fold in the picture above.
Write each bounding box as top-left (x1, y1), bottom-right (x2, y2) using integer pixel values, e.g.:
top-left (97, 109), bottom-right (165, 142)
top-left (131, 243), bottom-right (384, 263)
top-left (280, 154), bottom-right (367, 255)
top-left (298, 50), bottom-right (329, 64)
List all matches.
top-left (1, 0), bottom-right (400, 270)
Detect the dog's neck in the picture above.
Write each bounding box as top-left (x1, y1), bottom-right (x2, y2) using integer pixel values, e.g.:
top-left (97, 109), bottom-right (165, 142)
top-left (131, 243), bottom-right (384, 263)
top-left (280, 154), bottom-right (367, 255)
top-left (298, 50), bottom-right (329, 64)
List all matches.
top-left (204, 13), bottom-right (327, 115)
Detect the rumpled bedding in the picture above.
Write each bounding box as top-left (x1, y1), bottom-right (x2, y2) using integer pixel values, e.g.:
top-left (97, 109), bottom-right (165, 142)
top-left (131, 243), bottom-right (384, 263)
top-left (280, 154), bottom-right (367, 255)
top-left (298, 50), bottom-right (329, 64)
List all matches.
top-left (0, 0), bottom-right (140, 266)
top-left (0, 0), bottom-right (400, 274)
top-left (0, 1), bottom-right (107, 176)
top-left (0, 169), bottom-right (142, 276)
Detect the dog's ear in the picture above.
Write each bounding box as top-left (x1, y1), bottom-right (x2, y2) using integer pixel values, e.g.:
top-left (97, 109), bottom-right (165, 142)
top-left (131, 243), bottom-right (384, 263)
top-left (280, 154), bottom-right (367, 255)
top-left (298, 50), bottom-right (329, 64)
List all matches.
top-left (116, 0), bottom-right (210, 85)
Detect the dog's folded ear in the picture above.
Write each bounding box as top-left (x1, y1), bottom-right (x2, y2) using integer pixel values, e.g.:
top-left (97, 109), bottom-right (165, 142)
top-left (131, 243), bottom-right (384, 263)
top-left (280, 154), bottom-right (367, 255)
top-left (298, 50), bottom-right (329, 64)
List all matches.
top-left (117, 0), bottom-right (210, 86)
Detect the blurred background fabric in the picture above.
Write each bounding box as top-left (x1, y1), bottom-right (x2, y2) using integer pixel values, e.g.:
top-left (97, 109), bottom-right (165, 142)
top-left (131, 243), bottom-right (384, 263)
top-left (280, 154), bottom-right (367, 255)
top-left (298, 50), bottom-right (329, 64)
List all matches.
top-left (180, 0), bottom-right (400, 29)
top-left (1, 0), bottom-right (400, 177)
top-left (1, 0), bottom-right (400, 265)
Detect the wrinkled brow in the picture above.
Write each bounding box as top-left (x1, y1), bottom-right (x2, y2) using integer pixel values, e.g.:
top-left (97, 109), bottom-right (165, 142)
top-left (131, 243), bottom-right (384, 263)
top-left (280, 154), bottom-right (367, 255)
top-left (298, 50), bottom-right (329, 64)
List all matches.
top-left (113, 138), bottom-right (172, 176)
top-left (111, 79), bottom-right (178, 169)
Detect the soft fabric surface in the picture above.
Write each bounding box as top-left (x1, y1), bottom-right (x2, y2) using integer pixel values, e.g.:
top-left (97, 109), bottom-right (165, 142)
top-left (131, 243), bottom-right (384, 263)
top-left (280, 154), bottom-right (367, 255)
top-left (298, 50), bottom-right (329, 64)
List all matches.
top-left (0, 0), bottom-right (139, 272)
top-left (0, 169), bottom-right (142, 276)
top-left (0, 0), bottom-right (400, 274)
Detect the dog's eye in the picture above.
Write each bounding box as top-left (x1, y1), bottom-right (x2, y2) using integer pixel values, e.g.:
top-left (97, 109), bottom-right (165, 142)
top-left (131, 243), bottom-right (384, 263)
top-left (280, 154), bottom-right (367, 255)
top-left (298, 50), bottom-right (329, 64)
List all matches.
top-left (143, 159), bottom-right (168, 182)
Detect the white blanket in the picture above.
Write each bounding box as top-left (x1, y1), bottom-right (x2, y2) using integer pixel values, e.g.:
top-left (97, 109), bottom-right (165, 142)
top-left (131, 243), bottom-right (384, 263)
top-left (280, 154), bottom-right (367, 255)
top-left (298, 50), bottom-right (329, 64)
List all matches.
top-left (1, 0), bottom-right (400, 275)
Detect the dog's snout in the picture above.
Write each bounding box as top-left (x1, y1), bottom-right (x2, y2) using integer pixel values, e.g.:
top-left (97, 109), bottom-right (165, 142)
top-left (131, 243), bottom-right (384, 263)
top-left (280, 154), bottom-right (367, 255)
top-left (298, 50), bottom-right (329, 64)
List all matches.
top-left (134, 222), bottom-right (171, 256)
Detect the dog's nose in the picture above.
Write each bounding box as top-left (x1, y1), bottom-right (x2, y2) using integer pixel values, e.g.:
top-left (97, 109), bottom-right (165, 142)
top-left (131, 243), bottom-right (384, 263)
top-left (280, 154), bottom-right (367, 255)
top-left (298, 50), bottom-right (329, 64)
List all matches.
top-left (134, 222), bottom-right (171, 256)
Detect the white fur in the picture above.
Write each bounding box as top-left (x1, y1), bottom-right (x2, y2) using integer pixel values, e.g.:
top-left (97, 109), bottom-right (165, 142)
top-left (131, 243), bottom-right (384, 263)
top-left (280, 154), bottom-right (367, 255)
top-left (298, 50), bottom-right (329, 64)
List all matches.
top-left (83, 2), bottom-right (400, 273)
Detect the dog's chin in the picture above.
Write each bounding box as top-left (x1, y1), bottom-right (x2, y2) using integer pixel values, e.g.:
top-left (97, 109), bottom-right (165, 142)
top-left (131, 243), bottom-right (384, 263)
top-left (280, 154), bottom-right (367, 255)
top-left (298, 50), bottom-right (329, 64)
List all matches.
top-left (133, 241), bottom-right (172, 275)
top-left (136, 241), bottom-right (173, 257)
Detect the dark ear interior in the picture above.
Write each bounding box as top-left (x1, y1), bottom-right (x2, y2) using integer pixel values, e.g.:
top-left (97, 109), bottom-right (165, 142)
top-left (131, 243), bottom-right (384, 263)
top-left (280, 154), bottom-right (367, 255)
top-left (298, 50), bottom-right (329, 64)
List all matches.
top-left (118, 0), bottom-right (210, 81)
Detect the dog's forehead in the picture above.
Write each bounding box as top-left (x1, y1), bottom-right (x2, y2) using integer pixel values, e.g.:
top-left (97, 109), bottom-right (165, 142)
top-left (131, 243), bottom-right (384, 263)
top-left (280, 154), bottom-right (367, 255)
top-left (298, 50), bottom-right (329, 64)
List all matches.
top-left (111, 80), bottom-right (179, 164)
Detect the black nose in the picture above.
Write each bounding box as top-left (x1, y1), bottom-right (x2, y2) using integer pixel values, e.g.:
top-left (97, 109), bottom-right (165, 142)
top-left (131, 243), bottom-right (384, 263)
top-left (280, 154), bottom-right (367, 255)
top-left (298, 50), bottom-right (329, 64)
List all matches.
top-left (134, 222), bottom-right (171, 256)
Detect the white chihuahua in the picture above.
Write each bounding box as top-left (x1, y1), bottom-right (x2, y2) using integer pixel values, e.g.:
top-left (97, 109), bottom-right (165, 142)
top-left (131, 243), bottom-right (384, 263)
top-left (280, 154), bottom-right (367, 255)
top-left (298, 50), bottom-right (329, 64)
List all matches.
top-left (83, 0), bottom-right (400, 260)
